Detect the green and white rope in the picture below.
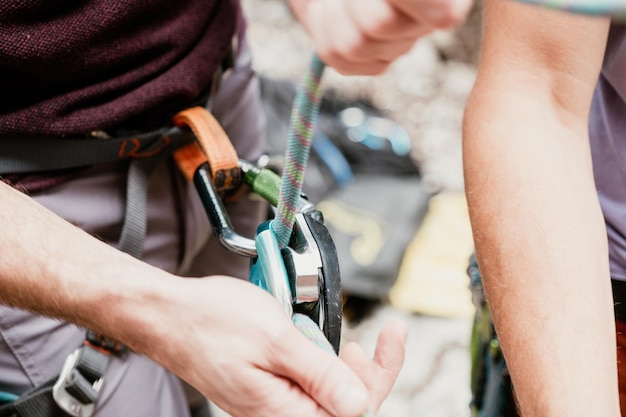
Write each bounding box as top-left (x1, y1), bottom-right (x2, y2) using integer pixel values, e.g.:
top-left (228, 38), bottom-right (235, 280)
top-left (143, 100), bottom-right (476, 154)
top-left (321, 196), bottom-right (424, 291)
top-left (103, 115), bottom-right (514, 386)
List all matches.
top-left (272, 55), bottom-right (326, 248)
top-left (262, 55), bottom-right (371, 416)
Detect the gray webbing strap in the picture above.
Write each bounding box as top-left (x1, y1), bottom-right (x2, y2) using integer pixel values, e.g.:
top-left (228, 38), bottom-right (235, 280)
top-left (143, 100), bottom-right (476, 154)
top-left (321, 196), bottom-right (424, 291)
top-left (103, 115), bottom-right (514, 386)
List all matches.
top-left (118, 142), bottom-right (181, 258)
top-left (118, 158), bottom-right (155, 258)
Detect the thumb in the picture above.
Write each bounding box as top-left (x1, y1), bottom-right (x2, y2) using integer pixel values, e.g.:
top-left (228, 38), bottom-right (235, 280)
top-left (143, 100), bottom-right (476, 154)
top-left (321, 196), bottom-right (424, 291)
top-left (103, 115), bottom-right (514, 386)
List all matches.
top-left (340, 319), bottom-right (408, 412)
top-left (268, 322), bottom-right (369, 417)
top-left (373, 318), bottom-right (408, 377)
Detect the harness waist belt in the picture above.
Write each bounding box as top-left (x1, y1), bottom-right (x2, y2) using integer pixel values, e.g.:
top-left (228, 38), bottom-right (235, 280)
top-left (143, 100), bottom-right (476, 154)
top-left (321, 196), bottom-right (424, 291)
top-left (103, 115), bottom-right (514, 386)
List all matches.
top-left (0, 126), bottom-right (195, 175)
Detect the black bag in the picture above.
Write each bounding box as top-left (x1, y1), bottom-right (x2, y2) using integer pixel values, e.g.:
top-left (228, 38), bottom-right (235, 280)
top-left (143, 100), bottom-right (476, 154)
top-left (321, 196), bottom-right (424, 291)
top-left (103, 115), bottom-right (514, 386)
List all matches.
top-left (259, 76), bottom-right (433, 300)
top-left (467, 253), bottom-right (519, 417)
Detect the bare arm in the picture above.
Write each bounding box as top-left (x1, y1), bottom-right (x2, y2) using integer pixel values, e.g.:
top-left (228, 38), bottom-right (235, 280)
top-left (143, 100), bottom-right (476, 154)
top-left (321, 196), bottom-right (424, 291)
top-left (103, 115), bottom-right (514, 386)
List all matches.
top-left (463, 2), bottom-right (616, 416)
top-left (0, 180), bottom-right (405, 417)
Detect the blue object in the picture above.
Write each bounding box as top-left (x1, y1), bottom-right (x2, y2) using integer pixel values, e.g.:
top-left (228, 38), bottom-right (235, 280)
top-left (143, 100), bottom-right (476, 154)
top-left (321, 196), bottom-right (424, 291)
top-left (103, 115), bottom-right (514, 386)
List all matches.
top-left (513, 0), bottom-right (626, 17)
top-left (0, 391), bottom-right (19, 405)
top-left (249, 220), bottom-right (293, 317)
top-left (312, 130), bottom-right (354, 187)
top-left (339, 107), bottom-right (412, 156)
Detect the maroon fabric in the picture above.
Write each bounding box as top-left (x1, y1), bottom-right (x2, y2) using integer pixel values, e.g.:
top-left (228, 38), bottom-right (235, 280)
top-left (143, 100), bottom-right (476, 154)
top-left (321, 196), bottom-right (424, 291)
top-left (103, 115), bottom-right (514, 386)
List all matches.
top-left (0, 0), bottom-right (239, 136)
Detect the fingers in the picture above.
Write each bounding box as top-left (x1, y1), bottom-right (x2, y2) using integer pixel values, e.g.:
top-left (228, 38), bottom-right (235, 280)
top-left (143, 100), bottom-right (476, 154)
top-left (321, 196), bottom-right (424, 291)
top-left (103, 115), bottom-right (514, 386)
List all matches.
top-left (290, 0), bottom-right (430, 75)
top-left (216, 367), bottom-right (337, 417)
top-left (265, 325), bottom-right (370, 417)
top-left (373, 318), bottom-right (408, 377)
top-left (290, 0), bottom-right (472, 75)
top-left (343, 0), bottom-right (430, 41)
top-left (388, 0), bottom-right (473, 29)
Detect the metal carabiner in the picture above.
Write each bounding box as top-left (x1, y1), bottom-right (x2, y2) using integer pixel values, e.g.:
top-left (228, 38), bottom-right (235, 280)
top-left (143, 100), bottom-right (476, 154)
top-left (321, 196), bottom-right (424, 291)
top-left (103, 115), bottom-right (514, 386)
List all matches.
top-left (193, 161), bottom-right (257, 258)
top-left (192, 159), bottom-right (343, 352)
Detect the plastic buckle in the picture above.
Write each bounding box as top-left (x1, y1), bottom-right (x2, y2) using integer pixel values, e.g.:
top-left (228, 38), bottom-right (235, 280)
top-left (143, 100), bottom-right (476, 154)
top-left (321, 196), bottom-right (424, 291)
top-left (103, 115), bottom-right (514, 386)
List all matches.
top-left (52, 347), bottom-right (104, 417)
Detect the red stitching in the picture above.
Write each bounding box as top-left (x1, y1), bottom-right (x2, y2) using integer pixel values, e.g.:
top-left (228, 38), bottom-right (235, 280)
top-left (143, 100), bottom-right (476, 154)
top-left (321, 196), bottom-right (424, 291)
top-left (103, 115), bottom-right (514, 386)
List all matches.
top-left (118, 136), bottom-right (171, 158)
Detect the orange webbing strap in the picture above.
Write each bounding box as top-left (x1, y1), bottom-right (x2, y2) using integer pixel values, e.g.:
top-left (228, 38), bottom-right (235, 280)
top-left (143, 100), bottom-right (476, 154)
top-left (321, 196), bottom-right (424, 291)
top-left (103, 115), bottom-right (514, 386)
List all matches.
top-left (172, 107), bottom-right (241, 192)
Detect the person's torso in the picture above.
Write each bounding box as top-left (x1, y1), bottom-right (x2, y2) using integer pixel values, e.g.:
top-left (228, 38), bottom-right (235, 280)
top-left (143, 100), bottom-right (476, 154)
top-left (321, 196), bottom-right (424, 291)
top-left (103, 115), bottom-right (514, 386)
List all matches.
top-left (0, 0), bottom-right (239, 136)
top-left (589, 24), bottom-right (626, 280)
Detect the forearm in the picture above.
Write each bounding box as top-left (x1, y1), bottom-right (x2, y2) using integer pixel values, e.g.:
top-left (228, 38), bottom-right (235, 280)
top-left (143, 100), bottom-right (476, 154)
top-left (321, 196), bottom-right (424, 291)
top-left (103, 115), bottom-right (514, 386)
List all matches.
top-left (463, 82), bottom-right (619, 416)
top-left (0, 180), bottom-right (176, 353)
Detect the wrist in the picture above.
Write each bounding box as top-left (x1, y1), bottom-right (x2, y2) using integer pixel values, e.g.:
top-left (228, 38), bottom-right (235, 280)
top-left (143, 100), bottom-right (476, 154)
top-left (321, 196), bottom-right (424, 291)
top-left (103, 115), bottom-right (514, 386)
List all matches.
top-left (60, 247), bottom-right (180, 357)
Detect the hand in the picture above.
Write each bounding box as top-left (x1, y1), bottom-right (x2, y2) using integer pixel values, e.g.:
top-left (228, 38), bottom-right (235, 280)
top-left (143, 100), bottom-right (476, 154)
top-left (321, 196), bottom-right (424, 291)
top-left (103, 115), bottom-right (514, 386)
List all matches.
top-left (140, 276), bottom-right (406, 417)
top-left (288, 0), bottom-right (473, 75)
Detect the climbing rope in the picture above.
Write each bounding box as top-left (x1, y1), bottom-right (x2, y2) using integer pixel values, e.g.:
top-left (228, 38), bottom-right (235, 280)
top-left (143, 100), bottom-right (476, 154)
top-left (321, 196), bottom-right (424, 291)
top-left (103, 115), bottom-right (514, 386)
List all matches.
top-left (272, 54), bottom-right (326, 248)
top-left (514, 0), bottom-right (626, 18)
top-left (266, 55), bottom-right (372, 416)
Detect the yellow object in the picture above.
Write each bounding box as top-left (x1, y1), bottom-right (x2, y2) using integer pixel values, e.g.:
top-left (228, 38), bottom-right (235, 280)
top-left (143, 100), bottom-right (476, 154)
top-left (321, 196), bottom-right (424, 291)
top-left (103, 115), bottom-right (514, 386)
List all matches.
top-left (389, 192), bottom-right (475, 318)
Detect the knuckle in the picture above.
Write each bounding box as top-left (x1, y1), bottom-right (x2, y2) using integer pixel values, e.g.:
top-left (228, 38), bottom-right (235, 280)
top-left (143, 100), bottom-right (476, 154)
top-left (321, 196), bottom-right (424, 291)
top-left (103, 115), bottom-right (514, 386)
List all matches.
top-left (305, 360), bottom-right (338, 394)
top-left (337, 34), bottom-right (368, 60)
top-left (430, 2), bottom-right (469, 28)
top-left (359, 13), bottom-right (396, 38)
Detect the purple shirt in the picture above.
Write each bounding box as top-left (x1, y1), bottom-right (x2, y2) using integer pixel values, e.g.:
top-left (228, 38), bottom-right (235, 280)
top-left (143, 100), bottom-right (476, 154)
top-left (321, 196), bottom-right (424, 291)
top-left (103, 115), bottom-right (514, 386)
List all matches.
top-left (590, 25), bottom-right (626, 281)
top-left (0, 0), bottom-right (239, 136)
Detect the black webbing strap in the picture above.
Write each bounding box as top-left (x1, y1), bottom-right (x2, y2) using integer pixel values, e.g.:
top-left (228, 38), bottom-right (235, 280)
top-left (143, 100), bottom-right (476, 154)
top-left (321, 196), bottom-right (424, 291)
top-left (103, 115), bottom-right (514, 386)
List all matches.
top-left (0, 379), bottom-right (64, 417)
top-left (0, 127), bottom-right (191, 175)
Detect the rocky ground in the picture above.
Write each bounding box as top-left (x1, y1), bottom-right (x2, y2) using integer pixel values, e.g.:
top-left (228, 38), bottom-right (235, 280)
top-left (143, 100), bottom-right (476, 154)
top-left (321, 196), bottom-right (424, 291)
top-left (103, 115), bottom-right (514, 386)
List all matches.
top-left (231, 1), bottom-right (483, 416)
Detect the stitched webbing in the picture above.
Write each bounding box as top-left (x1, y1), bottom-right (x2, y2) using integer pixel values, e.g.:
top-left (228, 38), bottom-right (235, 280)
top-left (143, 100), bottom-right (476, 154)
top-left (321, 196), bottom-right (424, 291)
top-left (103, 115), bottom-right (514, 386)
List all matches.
top-left (173, 106), bottom-right (241, 192)
top-left (0, 128), bottom-right (191, 175)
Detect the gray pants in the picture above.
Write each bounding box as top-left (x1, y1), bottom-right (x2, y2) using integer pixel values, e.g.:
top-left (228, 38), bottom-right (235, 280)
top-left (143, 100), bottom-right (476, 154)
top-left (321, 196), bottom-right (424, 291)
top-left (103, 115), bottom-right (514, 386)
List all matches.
top-left (0, 39), bottom-right (266, 416)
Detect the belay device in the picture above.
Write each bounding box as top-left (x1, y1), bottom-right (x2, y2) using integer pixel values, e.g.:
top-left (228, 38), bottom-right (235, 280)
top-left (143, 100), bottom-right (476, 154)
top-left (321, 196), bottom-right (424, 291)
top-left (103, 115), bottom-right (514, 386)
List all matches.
top-left (173, 54), bottom-right (343, 353)
top-left (188, 153), bottom-right (342, 352)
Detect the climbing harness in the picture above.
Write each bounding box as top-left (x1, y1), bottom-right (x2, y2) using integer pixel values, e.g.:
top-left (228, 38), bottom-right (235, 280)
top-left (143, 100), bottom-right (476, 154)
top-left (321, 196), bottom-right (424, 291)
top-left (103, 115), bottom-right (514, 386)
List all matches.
top-left (513, 0), bottom-right (626, 18)
top-left (0, 48), bottom-right (343, 415)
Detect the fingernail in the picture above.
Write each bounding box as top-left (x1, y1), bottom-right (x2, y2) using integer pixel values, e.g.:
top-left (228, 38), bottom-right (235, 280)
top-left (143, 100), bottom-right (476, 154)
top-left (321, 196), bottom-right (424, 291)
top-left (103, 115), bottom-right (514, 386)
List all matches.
top-left (332, 383), bottom-right (368, 416)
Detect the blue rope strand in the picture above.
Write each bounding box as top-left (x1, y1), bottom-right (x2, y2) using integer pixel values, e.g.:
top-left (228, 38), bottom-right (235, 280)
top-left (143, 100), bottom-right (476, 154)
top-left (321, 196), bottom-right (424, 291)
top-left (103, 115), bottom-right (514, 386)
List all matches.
top-left (513, 0), bottom-right (626, 18)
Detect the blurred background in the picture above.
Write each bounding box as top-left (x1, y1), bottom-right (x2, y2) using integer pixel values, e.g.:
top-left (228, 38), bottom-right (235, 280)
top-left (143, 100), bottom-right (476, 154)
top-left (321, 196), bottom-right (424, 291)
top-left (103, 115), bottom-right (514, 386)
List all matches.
top-left (233, 1), bottom-right (483, 416)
